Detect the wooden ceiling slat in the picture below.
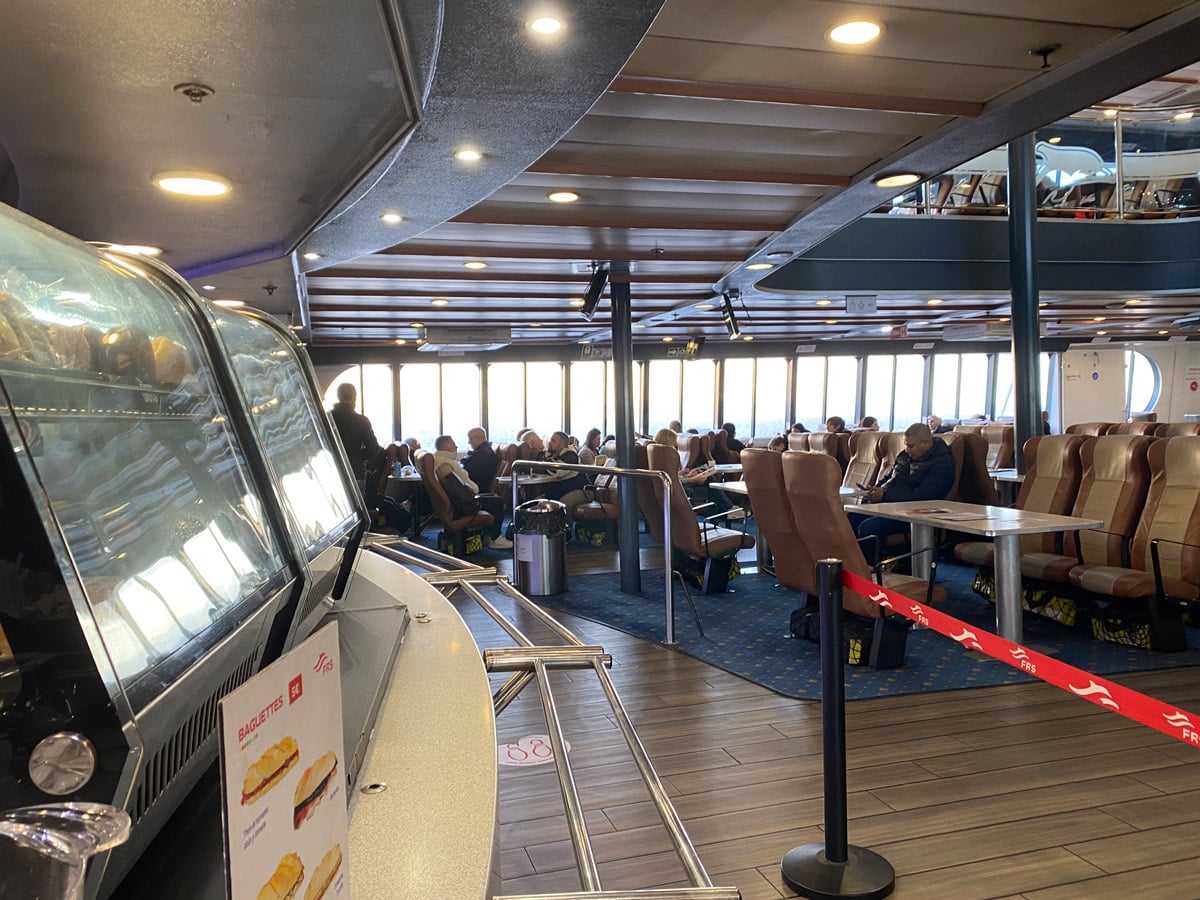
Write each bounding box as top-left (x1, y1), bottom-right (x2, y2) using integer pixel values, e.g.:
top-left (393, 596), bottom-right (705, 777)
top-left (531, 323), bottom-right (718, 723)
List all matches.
top-left (374, 244), bottom-right (747, 262)
top-left (449, 207), bottom-right (787, 231)
top-left (609, 75), bottom-right (983, 118)
top-left (311, 268), bottom-right (720, 284)
top-left (525, 156), bottom-right (850, 186)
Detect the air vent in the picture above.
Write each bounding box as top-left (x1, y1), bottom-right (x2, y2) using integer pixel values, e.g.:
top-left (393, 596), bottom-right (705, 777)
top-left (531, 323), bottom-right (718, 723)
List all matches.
top-left (418, 326), bottom-right (512, 352)
top-left (132, 653), bottom-right (257, 821)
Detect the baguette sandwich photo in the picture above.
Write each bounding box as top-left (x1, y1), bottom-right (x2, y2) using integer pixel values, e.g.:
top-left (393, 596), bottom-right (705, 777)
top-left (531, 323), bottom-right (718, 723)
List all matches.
top-left (303, 844), bottom-right (343, 900)
top-left (292, 751), bottom-right (339, 829)
top-left (256, 852), bottom-right (303, 900)
top-left (241, 736), bottom-right (300, 806)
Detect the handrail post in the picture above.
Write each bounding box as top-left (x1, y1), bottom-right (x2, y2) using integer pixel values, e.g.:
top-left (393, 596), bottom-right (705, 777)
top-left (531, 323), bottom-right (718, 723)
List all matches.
top-left (661, 472), bottom-right (674, 644)
top-left (781, 558), bottom-right (895, 900)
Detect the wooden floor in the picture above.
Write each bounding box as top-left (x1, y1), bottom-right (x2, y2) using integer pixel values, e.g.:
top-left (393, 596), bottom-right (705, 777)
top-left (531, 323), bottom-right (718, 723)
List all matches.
top-left (445, 548), bottom-right (1200, 900)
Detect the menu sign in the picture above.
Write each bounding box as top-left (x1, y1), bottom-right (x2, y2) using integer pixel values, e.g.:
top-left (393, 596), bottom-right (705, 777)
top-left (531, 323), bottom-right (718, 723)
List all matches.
top-left (219, 623), bottom-right (348, 900)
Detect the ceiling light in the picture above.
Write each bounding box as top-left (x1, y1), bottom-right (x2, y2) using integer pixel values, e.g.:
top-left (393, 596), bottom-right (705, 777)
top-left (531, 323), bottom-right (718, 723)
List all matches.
top-left (662, 336), bottom-right (674, 342)
top-left (1047, 136), bottom-right (1062, 144)
top-left (999, 317), bottom-right (1010, 323)
top-left (464, 260), bottom-right (487, 269)
top-left (825, 319), bottom-right (839, 325)
top-left (879, 325), bottom-right (893, 333)
top-left (816, 299), bottom-right (832, 306)
top-left (1103, 109), bottom-right (1118, 119)
top-left (201, 284), bottom-right (216, 291)
top-left (431, 298), bottom-right (449, 306)
top-left (213, 299), bottom-right (244, 308)
top-left (909, 321), bottom-right (928, 327)
top-left (569, 298), bottom-right (585, 307)
top-left (828, 20), bottom-right (882, 45)
top-left (926, 298), bottom-right (943, 306)
top-left (1159, 330), bottom-right (1170, 335)
top-left (394, 339), bottom-right (407, 345)
top-left (409, 321), bottom-right (424, 328)
top-left (743, 335), bottom-right (754, 341)
top-left (530, 323), bottom-right (542, 328)
top-left (696, 303), bottom-right (715, 310)
top-left (302, 252), bottom-right (322, 261)
top-left (107, 244), bottom-right (162, 256)
top-left (528, 16), bottom-right (562, 34)
top-left (1093, 316), bottom-right (1106, 322)
top-left (547, 190), bottom-right (579, 203)
top-left (1039, 301), bottom-right (1049, 307)
top-left (1174, 111), bottom-right (1194, 122)
top-left (874, 173), bottom-right (921, 189)
top-left (633, 323), bottom-right (645, 328)
top-left (153, 171), bottom-right (231, 197)
top-left (454, 148), bottom-right (483, 162)
top-left (1096, 330), bottom-right (1107, 336)
top-left (746, 262), bottom-right (773, 271)
top-left (380, 213), bottom-right (403, 224)
top-left (1125, 299), bottom-right (1142, 305)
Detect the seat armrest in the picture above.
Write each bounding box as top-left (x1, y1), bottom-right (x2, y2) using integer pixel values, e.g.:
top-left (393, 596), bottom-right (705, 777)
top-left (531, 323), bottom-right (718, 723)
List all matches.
top-left (1149, 537), bottom-right (1200, 602)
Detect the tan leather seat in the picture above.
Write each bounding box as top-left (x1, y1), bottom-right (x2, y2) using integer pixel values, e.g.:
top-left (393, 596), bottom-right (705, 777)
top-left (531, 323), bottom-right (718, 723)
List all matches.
top-left (982, 424), bottom-right (1015, 469)
top-left (1022, 435), bottom-right (1152, 583)
top-left (1066, 436), bottom-right (1200, 651)
top-left (787, 432), bottom-right (810, 452)
top-left (781, 451), bottom-right (946, 617)
top-left (1065, 422), bottom-right (1115, 436)
top-left (414, 450), bottom-right (495, 555)
top-left (953, 423), bottom-right (984, 435)
top-left (806, 432), bottom-right (841, 469)
top-left (842, 431), bottom-right (886, 490)
top-left (711, 429), bottom-right (735, 464)
top-left (1109, 422), bottom-right (1159, 436)
top-left (943, 432), bottom-right (1000, 505)
top-left (878, 432), bottom-right (906, 476)
top-left (1159, 423), bottom-right (1200, 437)
top-left (954, 435), bottom-right (1084, 567)
top-left (741, 449), bottom-right (818, 595)
top-left (633, 441), bottom-right (664, 542)
top-left (675, 432), bottom-right (700, 469)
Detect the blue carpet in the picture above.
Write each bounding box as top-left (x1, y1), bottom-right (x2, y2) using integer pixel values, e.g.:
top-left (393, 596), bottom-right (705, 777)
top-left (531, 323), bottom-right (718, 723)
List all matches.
top-left (527, 561), bottom-right (1200, 701)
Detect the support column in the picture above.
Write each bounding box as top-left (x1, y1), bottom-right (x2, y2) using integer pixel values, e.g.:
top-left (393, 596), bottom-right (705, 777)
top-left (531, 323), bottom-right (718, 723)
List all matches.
top-left (1007, 134), bottom-right (1043, 471)
top-left (611, 269), bottom-right (641, 594)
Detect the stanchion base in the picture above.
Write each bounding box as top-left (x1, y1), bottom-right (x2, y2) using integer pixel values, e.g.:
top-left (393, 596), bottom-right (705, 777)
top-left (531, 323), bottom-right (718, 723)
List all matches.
top-left (781, 843), bottom-right (895, 900)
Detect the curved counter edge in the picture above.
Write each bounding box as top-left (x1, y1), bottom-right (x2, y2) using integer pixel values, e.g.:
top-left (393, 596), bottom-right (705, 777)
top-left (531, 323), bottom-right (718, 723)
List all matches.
top-left (346, 552), bottom-right (499, 899)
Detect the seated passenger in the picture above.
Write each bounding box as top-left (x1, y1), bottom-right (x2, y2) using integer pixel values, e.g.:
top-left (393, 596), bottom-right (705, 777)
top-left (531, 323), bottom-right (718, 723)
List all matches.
top-left (926, 415), bottom-right (953, 434)
top-left (721, 421), bottom-right (746, 453)
top-left (825, 415), bottom-right (850, 434)
top-left (578, 427), bottom-right (602, 467)
top-left (434, 435), bottom-right (507, 547)
top-left (850, 423), bottom-right (954, 549)
top-left (543, 430), bottom-right (590, 529)
top-left (656, 429), bottom-right (734, 515)
top-left (858, 416), bottom-right (879, 431)
top-left (462, 426), bottom-right (498, 491)
top-left (768, 434), bottom-right (787, 452)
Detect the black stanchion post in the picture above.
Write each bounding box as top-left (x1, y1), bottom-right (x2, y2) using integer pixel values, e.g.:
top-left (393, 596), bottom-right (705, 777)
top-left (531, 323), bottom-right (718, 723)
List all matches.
top-left (781, 558), bottom-right (895, 900)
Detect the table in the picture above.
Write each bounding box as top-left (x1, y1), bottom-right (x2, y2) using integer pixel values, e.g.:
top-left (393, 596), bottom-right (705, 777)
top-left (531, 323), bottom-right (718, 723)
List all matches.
top-left (711, 463), bottom-right (743, 475)
top-left (495, 472), bottom-right (573, 486)
top-left (852, 500), bottom-right (1102, 643)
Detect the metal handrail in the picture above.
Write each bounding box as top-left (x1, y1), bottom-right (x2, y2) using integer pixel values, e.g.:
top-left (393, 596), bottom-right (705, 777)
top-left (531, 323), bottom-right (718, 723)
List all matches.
top-left (508, 459), bottom-right (680, 643)
top-left (425, 571), bottom-right (737, 899)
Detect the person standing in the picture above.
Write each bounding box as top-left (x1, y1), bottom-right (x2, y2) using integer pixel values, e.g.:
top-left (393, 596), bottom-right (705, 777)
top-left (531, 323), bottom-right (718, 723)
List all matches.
top-left (330, 383), bottom-right (380, 486)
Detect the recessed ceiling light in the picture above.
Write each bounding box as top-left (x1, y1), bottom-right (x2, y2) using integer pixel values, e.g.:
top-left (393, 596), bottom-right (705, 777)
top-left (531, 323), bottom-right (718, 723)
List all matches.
top-left (1125, 299), bottom-right (1142, 305)
top-left (828, 20), bottom-right (882, 45)
top-left (569, 298), bottom-right (585, 307)
top-left (825, 319), bottom-right (839, 325)
top-left (633, 323), bottom-right (645, 328)
top-left (999, 317), bottom-right (1010, 323)
top-left (1174, 111), bottom-right (1194, 122)
top-left (464, 260), bottom-right (487, 269)
top-left (454, 148), bottom-right (483, 162)
top-left (107, 244), bottom-right (162, 256)
top-left (153, 171), bottom-right (231, 197)
top-left (394, 339), bottom-right (407, 345)
top-left (662, 336), bottom-right (674, 342)
top-left (530, 322), bottom-right (542, 327)
top-left (201, 284), bottom-right (216, 291)
top-left (1047, 136), bottom-right (1062, 144)
top-left (909, 321), bottom-right (928, 327)
top-left (528, 16), bottom-right (562, 34)
top-left (547, 190), bottom-right (579, 203)
top-left (409, 322), bottom-right (424, 328)
top-left (696, 303), bottom-right (715, 310)
top-left (879, 325), bottom-right (893, 333)
top-left (816, 299), bottom-right (832, 306)
top-left (1103, 109), bottom-right (1118, 119)
top-left (213, 299), bottom-right (244, 308)
top-left (1093, 316), bottom-right (1106, 322)
top-left (431, 298), bottom-right (449, 306)
top-left (1159, 330), bottom-right (1170, 335)
top-left (926, 298), bottom-right (943, 306)
top-left (380, 213), bottom-right (403, 224)
top-left (743, 335), bottom-right (754, 341)
top-left (302, 252), bottom-right (322, 261)
top-left (416, 338), bottom-right (425, 345)
top-left (1039, 301), bottom-right (1049, 307)
top-left (874, 173), bottom-right (921, 189)
top-left (1097, 330), bottom-right (1107, 335)
top-left (746, 262), bottom-right (773, 271)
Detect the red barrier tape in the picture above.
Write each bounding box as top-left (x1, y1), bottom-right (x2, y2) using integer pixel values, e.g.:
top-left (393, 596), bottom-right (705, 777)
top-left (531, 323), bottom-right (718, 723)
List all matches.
top-left (842, 570), bottom-right (1200, 747)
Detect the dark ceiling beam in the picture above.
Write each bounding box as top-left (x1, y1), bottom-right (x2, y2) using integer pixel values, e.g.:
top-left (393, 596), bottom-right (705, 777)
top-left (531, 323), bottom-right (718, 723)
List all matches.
top-left (608, 75), bottom-right (983, 118)
top-left (526, 157), bottom-right (850, 186)
top-left (375, 244), bottom-right (750, 262)
top-left (306, 289), bottom-right (712, 304)
top-left (310, 268), bottom-right (721, 284)
top-left (449, 208), bottom-right (786, 231)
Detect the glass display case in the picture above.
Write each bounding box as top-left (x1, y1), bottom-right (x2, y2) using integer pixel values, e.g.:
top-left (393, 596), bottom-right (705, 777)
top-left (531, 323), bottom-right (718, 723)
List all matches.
top-left (0, 202), bottom-right (367, 897)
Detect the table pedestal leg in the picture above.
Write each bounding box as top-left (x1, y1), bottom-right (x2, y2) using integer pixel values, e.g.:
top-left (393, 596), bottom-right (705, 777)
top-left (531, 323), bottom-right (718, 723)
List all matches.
top-left (994, 533), bottom-right (1023, 643)
top-left (909, 523), bottom-right (935, 580)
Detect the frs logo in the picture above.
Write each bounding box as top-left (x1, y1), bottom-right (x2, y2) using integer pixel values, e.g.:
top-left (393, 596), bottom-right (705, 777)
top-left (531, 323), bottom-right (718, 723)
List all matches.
top-left (1009, 647), bottom-right (1036, 674)
top-left (1163, 712), bottom-right (1199, 744)
top-left (1070, 679), bottom-right (1119, 710)
top-left (313, 651), bottom-right (334, 675)
top-left (288, 674), bottom-right (303, 704)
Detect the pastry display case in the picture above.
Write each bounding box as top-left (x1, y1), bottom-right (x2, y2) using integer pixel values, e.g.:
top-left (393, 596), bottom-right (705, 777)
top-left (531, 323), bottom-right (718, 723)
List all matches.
top-left (0, 203), bottom-right (368, 896)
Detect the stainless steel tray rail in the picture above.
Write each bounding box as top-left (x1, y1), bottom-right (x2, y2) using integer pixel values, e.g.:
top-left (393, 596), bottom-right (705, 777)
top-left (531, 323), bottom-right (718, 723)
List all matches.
top-left (509, 460), bottom-right (684, 643)
top-left (421, 568), bottom-right (741, 900)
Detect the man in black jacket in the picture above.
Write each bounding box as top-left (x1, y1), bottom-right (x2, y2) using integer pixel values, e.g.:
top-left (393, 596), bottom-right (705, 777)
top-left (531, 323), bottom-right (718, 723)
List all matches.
top-left (330, 383), bottom-right (380, 486)
top-left (462, 427), bottom-right (498, 492)
top-left (852, 422), bottom-right (955, 548)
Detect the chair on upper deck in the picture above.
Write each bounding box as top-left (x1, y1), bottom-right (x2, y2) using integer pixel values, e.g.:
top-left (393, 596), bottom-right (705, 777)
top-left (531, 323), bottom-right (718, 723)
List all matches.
top-left (1065, 436), bottom-right (1200, 651)
top-left (414, 449), bottom-right (496, 557)
top-left (781, 451), bottom-right (945, 668)
top-left (741, 450), bottom-right (818, 595)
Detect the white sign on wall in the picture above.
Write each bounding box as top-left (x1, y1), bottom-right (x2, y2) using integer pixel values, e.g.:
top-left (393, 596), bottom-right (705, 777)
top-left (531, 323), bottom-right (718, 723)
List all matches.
top-left (219, 623), bottom-right (349, 900)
